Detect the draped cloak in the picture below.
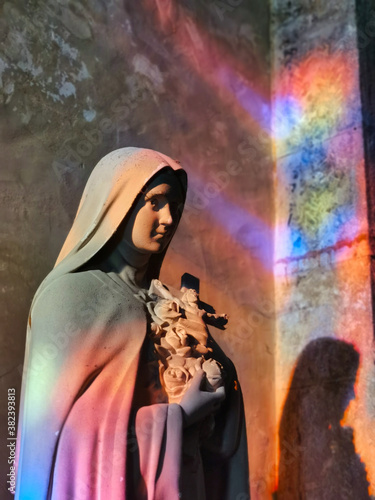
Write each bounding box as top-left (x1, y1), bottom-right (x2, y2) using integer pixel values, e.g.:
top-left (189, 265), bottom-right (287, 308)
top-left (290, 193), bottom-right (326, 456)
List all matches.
top-left (15, 148), bottom-right (250, 500)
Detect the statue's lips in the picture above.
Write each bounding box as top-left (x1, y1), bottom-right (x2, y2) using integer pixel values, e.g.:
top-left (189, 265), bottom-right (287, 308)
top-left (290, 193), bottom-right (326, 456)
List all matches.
top-left (153, 232), bottom-right (170, 241)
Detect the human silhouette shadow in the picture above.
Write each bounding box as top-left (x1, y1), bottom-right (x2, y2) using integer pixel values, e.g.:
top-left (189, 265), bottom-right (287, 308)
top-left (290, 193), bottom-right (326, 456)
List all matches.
top-left (277, 337), bottom-right (370, 500)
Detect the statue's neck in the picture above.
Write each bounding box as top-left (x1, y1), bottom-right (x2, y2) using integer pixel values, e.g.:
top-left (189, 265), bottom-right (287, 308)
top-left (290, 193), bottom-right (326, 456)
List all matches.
top-left (102, 242), bottom-right (150, 289)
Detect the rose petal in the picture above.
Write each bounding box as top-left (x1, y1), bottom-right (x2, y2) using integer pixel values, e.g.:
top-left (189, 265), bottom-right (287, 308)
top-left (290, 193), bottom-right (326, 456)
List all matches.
top-left (168, 354), bottom-right (186, 367)
top-left (155, 345), bottom-right (170, 360)
top-left (195, 344), bottom-right (210, 354)
top-left (160, 337), bottom-right (175, 351)
top-left (176, 346), bottom-right (192, 357)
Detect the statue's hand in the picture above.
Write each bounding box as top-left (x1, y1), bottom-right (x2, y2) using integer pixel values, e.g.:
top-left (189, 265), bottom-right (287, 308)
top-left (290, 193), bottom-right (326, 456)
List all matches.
top-left (179, 370), bottom-right (225, 428)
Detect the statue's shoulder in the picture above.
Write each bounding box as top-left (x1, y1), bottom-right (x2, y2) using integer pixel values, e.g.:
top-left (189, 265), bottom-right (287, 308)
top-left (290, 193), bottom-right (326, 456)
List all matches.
top-left (29, 270), bottom-right (126, 333)
top-left (45, 269), bottom-right (106, 295)
top-left (32, 270), bottom-right (115, 314)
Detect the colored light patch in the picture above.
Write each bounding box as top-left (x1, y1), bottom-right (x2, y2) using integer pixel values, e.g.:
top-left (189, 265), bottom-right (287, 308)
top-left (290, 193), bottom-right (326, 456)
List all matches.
top-left (292, 201), bottom-right (356, 253)
top-left (274, 50), bottom-right (357, 147)
top-left (187, 171), bottom-right (273, 271)
top-left (273, 95), bottom-right (303, 140)
top-left (289, 227), bottom-right (310, 256)
top-left (218, 65), bottom-right (271, 131)
top-left (24, 352), bottom-right (61, 427)
top-left (146, 0), bottom-right (270, 134)
top-left (16, 470), bottom-right (49, 499)
top-left (275, 147), bottom-right (362, 261)
top-left (276, 206), bottom-right (360, 263)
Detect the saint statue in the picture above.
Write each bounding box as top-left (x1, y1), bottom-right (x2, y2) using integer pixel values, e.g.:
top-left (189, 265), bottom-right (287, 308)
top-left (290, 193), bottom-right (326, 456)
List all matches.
top-left (15, 147), bottom-right (250, 499)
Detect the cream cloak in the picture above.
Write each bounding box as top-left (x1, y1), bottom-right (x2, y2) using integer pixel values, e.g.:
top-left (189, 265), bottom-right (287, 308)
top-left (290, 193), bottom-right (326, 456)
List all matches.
top-left (15, 148), bottom-right (250, 499)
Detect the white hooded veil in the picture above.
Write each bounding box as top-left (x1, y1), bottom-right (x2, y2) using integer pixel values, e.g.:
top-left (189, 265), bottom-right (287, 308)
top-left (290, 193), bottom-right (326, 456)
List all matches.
top-left (34, 146), bottom-right (187, 304)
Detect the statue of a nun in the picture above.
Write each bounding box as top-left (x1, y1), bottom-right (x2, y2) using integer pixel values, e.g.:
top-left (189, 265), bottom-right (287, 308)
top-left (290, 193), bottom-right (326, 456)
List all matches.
top-left (15, 148), bottom-right (250, 500)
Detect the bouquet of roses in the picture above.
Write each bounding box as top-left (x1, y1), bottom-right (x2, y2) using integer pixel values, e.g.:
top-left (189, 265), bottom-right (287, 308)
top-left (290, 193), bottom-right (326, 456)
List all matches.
top-left (143, 280), bottom-right (225, 404)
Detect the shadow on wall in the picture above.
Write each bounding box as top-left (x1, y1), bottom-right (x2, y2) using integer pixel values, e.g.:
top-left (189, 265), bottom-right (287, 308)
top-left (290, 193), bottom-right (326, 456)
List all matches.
top-left (277, 337), bottom-right (370, 500)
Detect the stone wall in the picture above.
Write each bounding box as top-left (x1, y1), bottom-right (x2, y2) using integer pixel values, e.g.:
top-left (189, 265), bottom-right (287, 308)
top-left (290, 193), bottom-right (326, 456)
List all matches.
top-left (4, 0), bottom-right (373, 497)
top-left (272, 0), bottom-right (375, 496)
top-left (0, 1), bottom-right (275, 498)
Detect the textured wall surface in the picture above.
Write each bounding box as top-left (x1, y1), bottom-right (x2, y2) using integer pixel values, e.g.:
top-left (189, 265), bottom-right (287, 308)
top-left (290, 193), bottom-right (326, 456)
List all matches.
top-left (0, 1), bottom-right (275, 498)
top-left (3, 0), bottom-right (374, 498)
top-left (272, 0), bottom-right (375, 496)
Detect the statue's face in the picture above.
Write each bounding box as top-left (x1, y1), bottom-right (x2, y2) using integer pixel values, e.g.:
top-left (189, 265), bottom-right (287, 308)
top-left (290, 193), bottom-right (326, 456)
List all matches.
top-left (123, 172), bottom-right (184, 255)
